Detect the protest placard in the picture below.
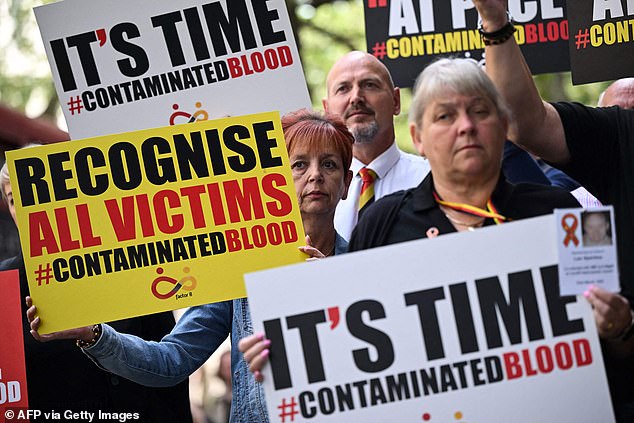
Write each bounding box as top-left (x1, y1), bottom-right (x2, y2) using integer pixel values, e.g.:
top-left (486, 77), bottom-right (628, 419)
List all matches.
top-left (35, 0), bottom-right (311, 139)
top-left (245, 215), bottom-right (614, 422)
top-left (6, 112), bottom-right (305, 333)
top-left (0, 270), bottom-right (29, 409)
top-left (364, 0), bottom-right (570, 87)
top-left (566, 0), bottom-right (634, 84)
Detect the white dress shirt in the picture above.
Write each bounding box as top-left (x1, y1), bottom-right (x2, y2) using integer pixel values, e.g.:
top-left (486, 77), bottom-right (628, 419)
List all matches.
top-left (334, 142), bottom-right (430, 240)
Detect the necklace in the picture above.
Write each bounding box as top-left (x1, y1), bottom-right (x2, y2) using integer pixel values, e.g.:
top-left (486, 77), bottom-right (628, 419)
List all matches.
top-left (443, 210), bottom-right (485, 231)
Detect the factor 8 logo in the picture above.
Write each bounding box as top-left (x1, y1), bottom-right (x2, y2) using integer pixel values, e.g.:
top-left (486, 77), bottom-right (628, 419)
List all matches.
top-left (169, 102), bottom-right (208, 125)
top-left (151, 267), bottom-right (197, 299)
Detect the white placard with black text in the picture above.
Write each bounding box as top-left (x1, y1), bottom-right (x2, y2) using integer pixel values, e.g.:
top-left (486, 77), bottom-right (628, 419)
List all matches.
top-left (246, 215), bottom-right (614, 422)
top-left (35, 0), bottom-right (311, 139)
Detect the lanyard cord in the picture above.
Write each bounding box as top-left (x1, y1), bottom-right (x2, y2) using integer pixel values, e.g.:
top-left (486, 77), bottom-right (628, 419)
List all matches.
top-left (433, 191), bottom-right (507, 225)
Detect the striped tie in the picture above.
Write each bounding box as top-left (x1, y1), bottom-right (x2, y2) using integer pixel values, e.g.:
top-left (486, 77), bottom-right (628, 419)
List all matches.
top-left (358, 167), bottom-right (377, 216)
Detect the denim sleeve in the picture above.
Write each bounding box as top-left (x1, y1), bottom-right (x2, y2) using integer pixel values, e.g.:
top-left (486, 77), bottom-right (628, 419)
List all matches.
top-left (84, 301), bottom-right (232, 387)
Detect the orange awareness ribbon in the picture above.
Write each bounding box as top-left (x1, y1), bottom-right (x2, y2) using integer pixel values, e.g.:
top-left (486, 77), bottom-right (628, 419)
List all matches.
top-left (561, 213), bottom-right (579, 247)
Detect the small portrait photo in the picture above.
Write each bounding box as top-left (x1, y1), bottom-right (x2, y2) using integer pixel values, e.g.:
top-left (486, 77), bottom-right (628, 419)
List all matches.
top-left (581, 210), bottom-right (613, 247)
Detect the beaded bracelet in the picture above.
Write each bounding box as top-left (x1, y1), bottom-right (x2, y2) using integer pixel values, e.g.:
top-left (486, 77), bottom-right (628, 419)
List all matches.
top-left (76, 324), bottom-right (102, 349)
top-left (478, 12), bottom-right (516, 46)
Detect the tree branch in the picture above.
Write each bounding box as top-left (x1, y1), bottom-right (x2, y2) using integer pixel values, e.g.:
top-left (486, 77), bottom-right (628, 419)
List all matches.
top-left (301, 19), bottom-right (358, 51)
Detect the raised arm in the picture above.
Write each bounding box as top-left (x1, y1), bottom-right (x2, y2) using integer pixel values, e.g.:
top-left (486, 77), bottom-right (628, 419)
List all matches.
top-left (473, 0), bottom-right (570, 164)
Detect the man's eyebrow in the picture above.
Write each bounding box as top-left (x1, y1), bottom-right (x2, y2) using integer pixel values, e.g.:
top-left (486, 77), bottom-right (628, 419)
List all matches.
top-left (358, 75), bottom-right (384, 84)
top-left (331, 80), bottom-right (350, 88)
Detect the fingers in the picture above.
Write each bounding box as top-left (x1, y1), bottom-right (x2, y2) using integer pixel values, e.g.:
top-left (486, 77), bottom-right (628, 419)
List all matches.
top-left (239, 332), bottom-right (271, 382)
top-left (588, 286), bottom-right (629, 310)
top-left (299, 234), bottom-right (329, 260)
top-left (25, 298), bottom-right (44, 341)
top-left (25, 296), bottom-right (47, 342)
top-left (242, 336), bottom-right (270, 365)
top-left (585, 286), bottom-right (629, 317)
top-left (247, 345), bottom-right (271, 376)
top-left (26, 302), bottom-right (37, 324)
top-left (30, 317), bottom-right (45, 342)
top-left (298, 245), bottom-right (325, 260)
top-left (472, 0), bottom-right (509, 28)
top-left (238, 333), bottom-right (263, 353)
top-left (24, 298), bottom-right (94, 343)
top-left (584, 286), bottom-right (632, 339)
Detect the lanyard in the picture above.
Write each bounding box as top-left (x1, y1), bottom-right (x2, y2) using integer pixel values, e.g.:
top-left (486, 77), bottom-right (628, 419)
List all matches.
top-left (433, 191), bottom-right (507, 225)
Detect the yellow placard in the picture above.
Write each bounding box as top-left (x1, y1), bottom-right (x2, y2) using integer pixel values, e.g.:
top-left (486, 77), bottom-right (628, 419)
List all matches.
top-left (8, 112), bottom-right (305, 333)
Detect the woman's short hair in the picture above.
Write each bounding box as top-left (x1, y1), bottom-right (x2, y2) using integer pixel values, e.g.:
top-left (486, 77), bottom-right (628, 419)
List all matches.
top-left (408, 57), bottom-right (510, 127)
top-left (282, 109), bottom-right (354, 170)
top-left (1, 143), bottom-right (42, 203)
top-left (0, 161), bottom-right (9, 202)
